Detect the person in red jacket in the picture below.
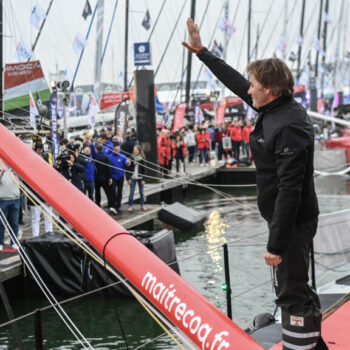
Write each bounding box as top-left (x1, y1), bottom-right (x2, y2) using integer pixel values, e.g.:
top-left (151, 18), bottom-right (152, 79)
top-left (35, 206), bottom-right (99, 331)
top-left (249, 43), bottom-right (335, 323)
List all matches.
top-left (242, 119), bottom-right (254, 161)
top-left (214, 123), bottom-right (225, 161)
top-left (229, 120), bottom-right (243, 161)
top-left (157, 129), bottom-right (171, 176)
top-left (195, 127), bottom-right (210, 166)
top-left (172, 134), bottom-right (188, 173)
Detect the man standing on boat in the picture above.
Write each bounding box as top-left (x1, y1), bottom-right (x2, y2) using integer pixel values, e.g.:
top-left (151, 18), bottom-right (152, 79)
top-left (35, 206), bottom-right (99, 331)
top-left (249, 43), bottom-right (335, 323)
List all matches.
top-left (183, 18), bottom-right (328, 350)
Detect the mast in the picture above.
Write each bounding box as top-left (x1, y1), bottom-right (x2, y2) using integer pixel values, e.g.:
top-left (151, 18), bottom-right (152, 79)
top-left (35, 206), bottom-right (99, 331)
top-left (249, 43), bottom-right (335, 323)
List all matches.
top-left (282, 0), bottom-right (288, 61)
top-left (321, 0), bottom-right (329, 97)
top-left (296, 0), bottom-right (306, 82)
top-left (94, 0), bottom-right (104, 101)
top-left (123, 0), bottom-right (129, 92)
top-left (334, 0), bottom-right (345, 98)
top-left (185, 0), bottom-right (196, 110)
top-left (314, 0), bottom-right (324, 78)
top-left (222, 0), bottom-right (229, 98)
top-left (247, 0), bottom-right (252, 64)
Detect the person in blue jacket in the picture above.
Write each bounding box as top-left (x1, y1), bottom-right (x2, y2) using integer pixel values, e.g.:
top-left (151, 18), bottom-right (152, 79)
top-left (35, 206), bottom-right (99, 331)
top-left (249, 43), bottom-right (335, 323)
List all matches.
top-left (82, 145), bottom-right (95, 200)
top-left (108, 142), bottom-right (128, 215)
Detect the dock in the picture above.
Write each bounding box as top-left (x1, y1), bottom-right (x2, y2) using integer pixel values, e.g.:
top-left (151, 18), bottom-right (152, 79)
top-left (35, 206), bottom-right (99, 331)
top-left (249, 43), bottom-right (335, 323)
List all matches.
top-left (0, 162), bottom-right (256, 283)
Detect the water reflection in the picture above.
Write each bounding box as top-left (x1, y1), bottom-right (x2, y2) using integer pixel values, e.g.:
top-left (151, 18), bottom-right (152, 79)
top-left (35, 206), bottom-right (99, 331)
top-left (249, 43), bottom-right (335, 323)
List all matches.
top-left (205, 210), bottom-right (228, 272)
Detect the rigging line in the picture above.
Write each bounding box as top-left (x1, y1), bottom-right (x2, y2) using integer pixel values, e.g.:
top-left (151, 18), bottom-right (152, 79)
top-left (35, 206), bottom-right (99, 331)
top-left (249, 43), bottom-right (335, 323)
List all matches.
top-left (13, 179), bottom-right (194, 349)
top-left (191, 2), bottom-right (225, 92)
top-left (170, 0), bottom-right (212, 104)
top-left (225, 0), bottom-right (241, 52)
top-left (259, 4), bottom-right (285, 59)
top-left (0, 210), bottom-right (93, 350)
top-left (31, 0), bottom-right (54, 53)
top-left (248, 0), bottom-right (276, 61)
top-left (284, 0), bottom-right (301, 62)
top-left (154, 0), bottom-right (187, 78)
top-left (101, 0), bottom-right (119, 64)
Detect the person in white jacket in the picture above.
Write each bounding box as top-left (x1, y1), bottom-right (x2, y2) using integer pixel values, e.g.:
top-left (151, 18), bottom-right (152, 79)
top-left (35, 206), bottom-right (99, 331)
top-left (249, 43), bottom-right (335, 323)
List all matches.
top-left (0, 158), bottom-right (20, 250)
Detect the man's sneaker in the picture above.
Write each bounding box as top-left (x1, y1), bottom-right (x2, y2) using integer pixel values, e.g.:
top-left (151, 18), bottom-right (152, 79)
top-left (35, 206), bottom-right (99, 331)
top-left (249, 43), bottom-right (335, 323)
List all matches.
top-left (11, 244), bottom-right (18, 250)
top-left (0, 244), bottom-right (3, 251)
top-left (109, 207), bottom-right (118, 215)
top-left (17, 229), bottom-right (23, 240)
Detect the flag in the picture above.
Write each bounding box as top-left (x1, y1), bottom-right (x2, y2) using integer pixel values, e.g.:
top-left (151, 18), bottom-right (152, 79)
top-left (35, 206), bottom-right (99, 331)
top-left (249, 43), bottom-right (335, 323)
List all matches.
top-left (212, 40), bottom-right (223, 57)
top-left (203, 67), bottom-right (217, 90)
top-left (82, 0), bottom-right (92, 20)
top-left (87, 93), bottom-right (100, 129)
top-left (115, 103), bottom-right (129, 143)
top-left (49, 91), bottom-right (59, 162)
top-left (314, 38), bottom-right (322, 52)
top-left (296, 34), bottom-right (303, 46)
top-left (16, 40), bottom-right (33, 62)
top-left (277, 36), bottom-right (286, 52)
top-left (194, 100), bottom-right (204, 127)
top-left (29, 91), bottom-right (38, 131)
top-left (30, 2), bottom-right (46, 30)
top-left (73, 32), bottom-right (88, 55)
top-left (172, 103), bottom-right (186, 133)
top-left (219, 15), bottom-right (234, 37)
top-left (324, 12), bottom-right (332, 24)
top-left (142, 9), bottom-right (151, 30)
top-left (289, 51), bottom-right (297, 62)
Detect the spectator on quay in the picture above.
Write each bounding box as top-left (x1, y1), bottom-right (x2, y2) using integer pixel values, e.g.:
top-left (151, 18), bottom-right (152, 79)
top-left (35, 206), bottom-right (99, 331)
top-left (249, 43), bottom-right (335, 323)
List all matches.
top-left (158, 129), bottom-right (171, 176)
top-left (100, 133), bottom-right (114, 156)
top-left (0, 158), bottom-right (20, 250)
top-left (28, 143), bottom-right (53, 237)
top-left (82, 145), bottom-right (95, 200)
top-left (109, 143), bottom-right (128, 215)
top-left (173, 134), bottom-right (187, 174)
top-left (121, 132), bottom-right (135, 156)
top-left (242, 119), bottom-right (254, 162)
top-left (214, 124), bottom-right (225, 161)
top-left (126, 145), bottom-right (147, 212)
top-left (184, 126), bottom-right (196, 163)
top-left (94, 143), bottom-right (113, 208)
top-left (106, 127), bottom-right (114, 141)
top-left (229, 120), bottom-right (243, 161)
top-left (207, 122), bottom-right (216, 151)
top-left (196, 127), bottom-right (210, 166)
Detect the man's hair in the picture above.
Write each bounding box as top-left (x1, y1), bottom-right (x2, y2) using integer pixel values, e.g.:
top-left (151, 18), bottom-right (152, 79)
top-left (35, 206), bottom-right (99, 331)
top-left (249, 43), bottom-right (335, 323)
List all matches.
top-left (96, 143), bottom-right (103, 152)
top-left (247, 58), bottom-right (294, 98)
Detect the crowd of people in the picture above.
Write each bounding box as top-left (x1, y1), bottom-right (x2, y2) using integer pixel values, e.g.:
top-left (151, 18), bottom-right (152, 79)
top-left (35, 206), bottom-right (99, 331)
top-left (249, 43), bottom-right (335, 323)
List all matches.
top-left (157, 117), bottom-right (255, 174)
top-left (1, 116), bottom-right (255, 250)
top-left (53, 128), bottom-right (148, 216)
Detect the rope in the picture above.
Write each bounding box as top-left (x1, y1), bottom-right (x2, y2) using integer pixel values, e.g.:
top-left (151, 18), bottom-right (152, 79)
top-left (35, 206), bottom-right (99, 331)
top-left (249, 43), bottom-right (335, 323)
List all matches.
top-left (8, 173), bottom-right (194, 349)
top-left (0, 209), bottom-right (93, 349)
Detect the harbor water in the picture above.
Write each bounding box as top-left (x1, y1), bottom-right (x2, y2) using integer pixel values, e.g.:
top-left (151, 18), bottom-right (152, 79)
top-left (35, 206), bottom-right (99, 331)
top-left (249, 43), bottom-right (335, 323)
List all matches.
top-left (1, 175), bottom-right (350, 349)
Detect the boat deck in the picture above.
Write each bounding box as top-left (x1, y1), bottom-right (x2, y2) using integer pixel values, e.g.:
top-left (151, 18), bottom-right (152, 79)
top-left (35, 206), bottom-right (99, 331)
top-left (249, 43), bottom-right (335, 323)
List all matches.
top-left (270, 299), bottom-right (350, 349)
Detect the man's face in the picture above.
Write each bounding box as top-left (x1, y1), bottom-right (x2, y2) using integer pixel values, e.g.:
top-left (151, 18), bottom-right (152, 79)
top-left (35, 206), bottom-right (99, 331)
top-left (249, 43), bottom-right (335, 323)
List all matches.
top-left (248, 75), bottom-right (271, 109)
top-left (114, 146), bottom-right (120, 154)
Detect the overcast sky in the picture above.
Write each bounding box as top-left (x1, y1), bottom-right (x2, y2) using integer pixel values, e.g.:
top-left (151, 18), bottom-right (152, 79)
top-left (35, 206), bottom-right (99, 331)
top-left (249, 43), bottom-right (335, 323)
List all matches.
top-left (3, 0), bottom-right (350, 88)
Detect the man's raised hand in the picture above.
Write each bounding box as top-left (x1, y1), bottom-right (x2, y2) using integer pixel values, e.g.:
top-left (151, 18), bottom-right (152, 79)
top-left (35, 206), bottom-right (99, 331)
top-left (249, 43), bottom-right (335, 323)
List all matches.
top-left (182, 18), bottom-right (203, 53)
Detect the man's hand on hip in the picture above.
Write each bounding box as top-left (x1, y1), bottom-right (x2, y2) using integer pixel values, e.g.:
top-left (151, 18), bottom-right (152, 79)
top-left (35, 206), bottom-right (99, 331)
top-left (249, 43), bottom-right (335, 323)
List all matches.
top-left (264, 251), bottom-right (282, 266)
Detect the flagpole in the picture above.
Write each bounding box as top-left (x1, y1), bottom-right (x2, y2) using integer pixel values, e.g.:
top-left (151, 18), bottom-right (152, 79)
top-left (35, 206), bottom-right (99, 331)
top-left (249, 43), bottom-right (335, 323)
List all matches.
top-left (296, 0), bottom-right (306, 83)
top-left (70, 3), bottom-right (98, 92)
top-left (30, 0), bottom-right (55, 55)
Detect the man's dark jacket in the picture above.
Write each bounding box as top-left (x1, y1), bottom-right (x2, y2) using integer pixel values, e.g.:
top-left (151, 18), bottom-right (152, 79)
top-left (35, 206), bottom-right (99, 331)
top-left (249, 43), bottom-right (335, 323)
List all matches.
top-left (198, 48), bottom-right (319, 255)
top-left (95, 151), bottom-right (113, 182)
